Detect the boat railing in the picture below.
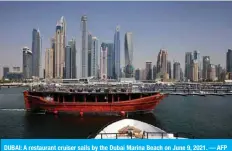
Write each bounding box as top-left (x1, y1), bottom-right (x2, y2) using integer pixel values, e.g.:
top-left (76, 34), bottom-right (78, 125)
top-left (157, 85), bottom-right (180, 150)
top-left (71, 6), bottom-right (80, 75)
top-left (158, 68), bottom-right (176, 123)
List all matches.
top-left (28, 84), bottom-right (160, 93)
top-left (142, 132), bottom-right (194, 139)
top-left (95, 131), bottom-right (193, 139)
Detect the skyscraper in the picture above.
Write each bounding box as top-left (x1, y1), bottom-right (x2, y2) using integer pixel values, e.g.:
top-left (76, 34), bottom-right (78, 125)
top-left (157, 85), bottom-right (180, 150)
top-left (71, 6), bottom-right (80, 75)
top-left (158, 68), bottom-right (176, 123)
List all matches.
top-left (145, 62), bottom-right (152, 80)
top-left (135, 68), bottom-right (140, 80)
top-left (60, 17), bottom-right (66, 78)
top-left (191, 60), bottom-right (198, 82)
top-left (32, 28), bottom-right (41, 78)
top-left (51, 37), bottom-right (56, 78)
top-left (45, 48), bottom-right (54, 79)
top-left (68, 38), bottom-right (77, 79)
top-left (106, 43), bottom-right (114, 79)
top-left (55, 16), bottom-right (66, 79)
top-left (55, 23), bottom-right (62, 78)
top-left (153, 65), bottom-right (157, 80)
top-left (88, 33), bottom-right (92, 77)
top-left (124, 32), bottom-right (133, 67)
top-left (173, 61), bottom-right (180, 81)
top-left (202, 56), bottom-right (210, 80)
top-left (156, 49), bottom-right (168, 78)
top-left (100, 43), bottom-right (108, 80)
top-left (180, 68), bottom-right (184, 81)
top-left (81, 15), bottom-right (88, 78)
top-left (193, 50), bottom-right (201, 80)
top-left (91, 37), bottom-right (99, 78)
top-left (167, 61), bottom-right (171, 79)
top-left (60, 16), bottom-right (66, 47)
top-left (22, 47), bottom-right (32, 79)
top-left (124, 32), bottom-right (134, 78)
top-left (114, 25), bottom-right (120, 79)
top-left (185, 52), bottom-right (193, 80)
top-left (226, 49), bottom-right (232, 73)
top-left (208, 64), bottom-right (216, 81)
top-left (140, 69), bottom-right (146, 80)
top-left (216, 64), bottom-right (223, 79)
top-left (3, 67), bottom-right (9, 79)
top-left (219, 69), bottom-right (226, 81)
top-left (65, 46), bottom-right (72, 79)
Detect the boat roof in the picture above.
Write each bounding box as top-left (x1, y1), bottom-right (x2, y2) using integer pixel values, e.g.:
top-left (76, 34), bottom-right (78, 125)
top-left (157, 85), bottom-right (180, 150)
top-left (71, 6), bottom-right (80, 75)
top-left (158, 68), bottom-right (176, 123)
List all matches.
top-left (28, 91), bottom-right (160, 94)
top-left (95, 119), bottom-right (186, 139)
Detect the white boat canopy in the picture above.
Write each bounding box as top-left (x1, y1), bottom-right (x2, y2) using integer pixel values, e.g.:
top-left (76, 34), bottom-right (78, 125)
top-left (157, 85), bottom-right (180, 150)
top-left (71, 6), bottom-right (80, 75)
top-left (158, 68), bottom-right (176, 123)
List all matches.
top-left (95, 119), bottom-right (186, 139)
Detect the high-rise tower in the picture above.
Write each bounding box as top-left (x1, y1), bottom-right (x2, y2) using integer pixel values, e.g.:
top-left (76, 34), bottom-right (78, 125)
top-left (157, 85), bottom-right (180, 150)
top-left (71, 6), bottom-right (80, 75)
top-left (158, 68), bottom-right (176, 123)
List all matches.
top-left (173, 61), bottom-right (181, 81)
top-left (100, 43), bottom-right (108, 80)
top-left (88, 33), bottom-right (92, 77)
top-left (191, 60), bottom-right (198, 82)
top-left (81, 15), bottom-right (88, 78)
top-left (51, 37), bottom-right (56, 78)
top-left (32, 28), bottom-right (41, 78)
top-left (193, 50), bottom-right (201, 80)
top-left (185, 52), bottom-right (193, 80)
top-left (153, 65), bottom-right (157, 80)
top-left (91, 37), bottom-right (99, 78)
top-left (202, 56), bottom-right (210, 80)
top-left (135, 68), bottom-right (140, 80)
top-left (3, 67), bottom-right (9, 79)
top-left (68, 38), bottom-right (77, 79)
top-left (55, 16), bottom-right (66, 79)
top-left (114, 26), bottom-right (120, 79)
top-left (45, 48), bottom-right (54, 79)
top-left (226, 49), bottom-right (232, 73)
top-left (145, 61), bottom-right (152, 80)
top-left (106, 43), bottom-right (114, 79)
top-left (156, 49), bottom-right (168, 76)
top-left (22, 47), bottom-right (32, 79)
top-left (208, 64), bottom-right (216, 81)
top-left (124, 32), bottom-right (134, 78)
top-left (65, 46), bottom-right (72, 79)
top-left (167, 61), bottom-right (171, 79)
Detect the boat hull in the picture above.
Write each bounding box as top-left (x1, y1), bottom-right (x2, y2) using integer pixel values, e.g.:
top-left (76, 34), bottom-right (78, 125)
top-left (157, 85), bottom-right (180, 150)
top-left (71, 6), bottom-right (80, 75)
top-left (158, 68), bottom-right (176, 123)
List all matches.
top-left (23, 91), bottom-right (165, 114)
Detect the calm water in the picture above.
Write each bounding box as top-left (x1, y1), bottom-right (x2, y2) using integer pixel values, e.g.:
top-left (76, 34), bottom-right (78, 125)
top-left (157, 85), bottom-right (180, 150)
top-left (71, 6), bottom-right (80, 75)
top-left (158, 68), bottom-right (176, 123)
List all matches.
top-left (0, 87), bottom-right (232, 138)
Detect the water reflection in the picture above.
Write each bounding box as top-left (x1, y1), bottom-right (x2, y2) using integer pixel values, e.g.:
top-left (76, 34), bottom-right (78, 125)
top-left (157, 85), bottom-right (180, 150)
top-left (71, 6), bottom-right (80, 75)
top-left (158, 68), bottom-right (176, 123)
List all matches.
top-left (23, 112), bottom-right (161, 138)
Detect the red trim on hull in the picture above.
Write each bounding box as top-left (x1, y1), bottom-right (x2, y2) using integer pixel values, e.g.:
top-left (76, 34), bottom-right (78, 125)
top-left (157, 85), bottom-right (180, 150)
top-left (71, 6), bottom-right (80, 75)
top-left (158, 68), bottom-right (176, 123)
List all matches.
top-left (23, 91), bottom-right (31, 109)
top-left (23, 91), bottom-right (165, 113)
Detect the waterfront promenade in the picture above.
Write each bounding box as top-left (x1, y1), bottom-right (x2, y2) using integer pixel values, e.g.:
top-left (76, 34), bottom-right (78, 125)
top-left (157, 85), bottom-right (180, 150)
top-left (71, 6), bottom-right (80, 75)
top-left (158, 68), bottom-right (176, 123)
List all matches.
top-left (141, 82), bottom-right (232, 94)
top-left (0, 83), bottom-right (24, 88)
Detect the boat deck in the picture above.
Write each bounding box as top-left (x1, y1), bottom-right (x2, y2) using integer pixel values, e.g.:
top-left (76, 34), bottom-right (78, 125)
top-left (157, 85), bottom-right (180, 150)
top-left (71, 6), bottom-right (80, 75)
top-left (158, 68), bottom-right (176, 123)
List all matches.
top-left (95, 132), bottom-right (187, 139)
top-left (28, 91), bottom-right (161, 94)
top-left (93, 119), bottom-right (191, 139)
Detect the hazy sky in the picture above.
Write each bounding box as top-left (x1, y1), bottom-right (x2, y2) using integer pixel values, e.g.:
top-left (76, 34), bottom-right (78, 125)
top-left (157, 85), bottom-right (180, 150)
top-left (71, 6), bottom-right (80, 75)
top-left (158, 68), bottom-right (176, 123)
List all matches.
top-left (1, 1), bottom-right (232, 77)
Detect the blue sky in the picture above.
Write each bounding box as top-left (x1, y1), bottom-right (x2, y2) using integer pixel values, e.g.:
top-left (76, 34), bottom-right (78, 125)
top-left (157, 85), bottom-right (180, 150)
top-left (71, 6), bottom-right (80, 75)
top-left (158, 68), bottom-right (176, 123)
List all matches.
top-left (1, 1), bottom-right (232, 77)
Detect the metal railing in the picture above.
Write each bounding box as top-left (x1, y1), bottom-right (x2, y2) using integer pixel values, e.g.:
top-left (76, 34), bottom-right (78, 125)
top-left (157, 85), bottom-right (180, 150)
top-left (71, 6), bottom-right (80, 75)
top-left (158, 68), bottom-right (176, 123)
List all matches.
top-left (95, 131), bottom-right (194, 139)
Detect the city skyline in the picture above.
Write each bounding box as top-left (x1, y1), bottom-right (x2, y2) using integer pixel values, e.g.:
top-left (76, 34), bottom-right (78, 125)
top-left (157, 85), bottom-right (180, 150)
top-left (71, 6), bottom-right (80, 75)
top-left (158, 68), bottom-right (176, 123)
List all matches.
top-left (1, 2), bottom-right (232, 77)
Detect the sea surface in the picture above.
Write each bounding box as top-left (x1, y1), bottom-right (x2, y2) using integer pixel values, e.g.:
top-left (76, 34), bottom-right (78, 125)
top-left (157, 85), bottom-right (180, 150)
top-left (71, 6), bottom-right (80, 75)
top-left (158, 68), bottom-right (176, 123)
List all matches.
top-left (0, 87), bottom-right (232, 139)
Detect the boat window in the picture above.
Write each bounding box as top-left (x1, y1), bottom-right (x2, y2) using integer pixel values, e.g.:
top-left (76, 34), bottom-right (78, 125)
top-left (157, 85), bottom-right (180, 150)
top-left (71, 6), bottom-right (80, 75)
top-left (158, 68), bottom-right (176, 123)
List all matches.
top-left (120, 94), bottom-right (130, 101)
top-left (98, 94), bottom-right (107, 102)
top-left (77, 94), bottom-right (85, 102)
top-left (107, 94), bottom-right (112, 103)
top-left (131, 93), bottom-right (141, 100)
top-left (86, 94), bottom-right (96, 102)
top-left (113, 94), bottom-right (118, 102)
top-left (53, 94), bottom-right (58, 102)
top-left (64, 94), bottom-right (73, 102)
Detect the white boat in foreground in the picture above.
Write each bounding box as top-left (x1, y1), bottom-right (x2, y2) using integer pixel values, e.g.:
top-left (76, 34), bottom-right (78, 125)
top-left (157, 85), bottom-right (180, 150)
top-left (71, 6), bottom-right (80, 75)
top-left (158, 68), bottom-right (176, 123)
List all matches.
top-left (95, 119), bottom-right (187, 139)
